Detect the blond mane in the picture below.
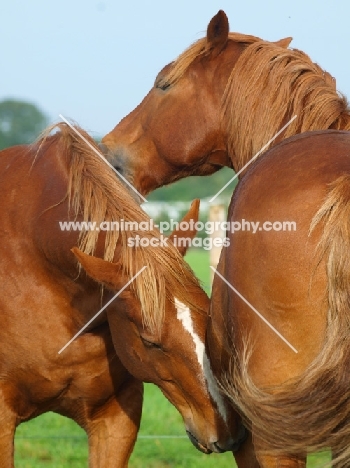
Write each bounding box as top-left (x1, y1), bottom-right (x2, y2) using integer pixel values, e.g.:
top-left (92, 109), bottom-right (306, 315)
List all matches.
top-left (158, 32), bottom-right (261, 88)
top-left (160, 32), bottom-right (350, 170)
top-left (39, 124), bottom-right (206, 333)
top-left (223, 41), bottom-right (350, 167)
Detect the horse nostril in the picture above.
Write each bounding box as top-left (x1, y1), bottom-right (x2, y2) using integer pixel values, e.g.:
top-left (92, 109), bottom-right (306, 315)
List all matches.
top-left (100, 147), bottom-right (125, 176)
top-left (113, 164), bottom-right (124, 176)
top-left (98, 143), bottom-right (108, 155)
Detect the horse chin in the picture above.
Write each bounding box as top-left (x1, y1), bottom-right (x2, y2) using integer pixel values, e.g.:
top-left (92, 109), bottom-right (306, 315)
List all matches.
top-left (186, 430), bottom-right (212, 454)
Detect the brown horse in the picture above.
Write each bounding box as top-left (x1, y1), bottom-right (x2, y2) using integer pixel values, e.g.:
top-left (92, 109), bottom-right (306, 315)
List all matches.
top-left (98, 9), bottom-right (350, 467)
top-left (0, 123), bottom-right (235, 467)
top-left (212, 130), bottom-right (350, 467)
top-left (100, 10), bottom-right (350, 196)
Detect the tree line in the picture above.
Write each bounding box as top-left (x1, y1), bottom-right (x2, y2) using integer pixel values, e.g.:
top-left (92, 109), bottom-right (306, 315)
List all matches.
top-left (0, 98), bottom-right (48, 150)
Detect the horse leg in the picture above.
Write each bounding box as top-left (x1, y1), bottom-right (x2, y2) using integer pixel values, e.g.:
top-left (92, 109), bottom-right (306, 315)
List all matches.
top-left (87, 377), bottom-right (143, 468)
top-left (255, 452), bottom-right (306, 468)
top-left (233, 431), bottom-right (261, 467)
top-left (253, 435), bottom-right (306, 468)
top-left (0, 389), bottom-right (16, 468)
top-left (259, 457), bottom-right (306, 468)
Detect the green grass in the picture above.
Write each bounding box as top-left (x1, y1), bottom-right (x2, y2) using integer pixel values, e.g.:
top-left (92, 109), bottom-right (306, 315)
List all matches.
top-left (185, 247), bottom-right (211, 292)
top-left (15, 385), bottom-right (237, 467)
top-left (14, 249), bottom-right (331, 466)
top-left (15, 413), bottom-right (87, 467)
top-left (14, 386), bottom-right (332, 467)
top-left (129, 385), bottom-right (235, 468)
top-left (147, 167), bottom-right (235, 203)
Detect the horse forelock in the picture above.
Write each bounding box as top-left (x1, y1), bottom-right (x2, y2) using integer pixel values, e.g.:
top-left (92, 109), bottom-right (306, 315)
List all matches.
top-left (222, 41), bottom-right (350, 169)
top-left (46, 123), bottom-right (205, 333)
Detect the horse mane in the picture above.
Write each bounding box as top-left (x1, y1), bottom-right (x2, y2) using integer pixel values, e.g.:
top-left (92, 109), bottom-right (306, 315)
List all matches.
top-left (223, 41), bottom-right (350, 168)
top-left (160, 31), bottom-right (350, 170)
top-left (157, 32), bottom-right (262, 89)
top-left (38, 123), bottom-right (206, 333)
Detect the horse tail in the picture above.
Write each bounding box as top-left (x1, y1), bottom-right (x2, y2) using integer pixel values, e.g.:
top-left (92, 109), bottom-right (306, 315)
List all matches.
top-left (222, 174), bottom-right (350, 466)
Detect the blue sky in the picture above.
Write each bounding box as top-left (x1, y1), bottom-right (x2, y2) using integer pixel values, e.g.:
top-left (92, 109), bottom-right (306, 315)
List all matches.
top-left (1, 1), bottom-right (349, 138)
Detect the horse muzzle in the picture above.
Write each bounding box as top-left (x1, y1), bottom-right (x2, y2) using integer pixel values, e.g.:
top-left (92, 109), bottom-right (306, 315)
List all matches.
top-left (186, 430), bottom-right (213, 454)
top-left (98, 143), bottom-right (144, 203)
top-left (186, 429), bottom-right (239, 454)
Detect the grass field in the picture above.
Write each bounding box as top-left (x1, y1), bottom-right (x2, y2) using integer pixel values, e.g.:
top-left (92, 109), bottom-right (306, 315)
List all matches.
top-left (14, 386), bottom-right (331, 467)
top-left (14, 248), bottom-right (331, 466)
top-left (185, 247), bottom-right (211, 293)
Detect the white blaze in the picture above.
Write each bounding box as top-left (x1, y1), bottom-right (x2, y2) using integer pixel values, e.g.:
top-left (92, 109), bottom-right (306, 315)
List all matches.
top-left (175, 297), bottom-right (228, 423)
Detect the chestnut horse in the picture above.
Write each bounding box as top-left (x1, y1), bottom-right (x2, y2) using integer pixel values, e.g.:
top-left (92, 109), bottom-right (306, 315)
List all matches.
top-left (101, 10), bottom-right (350, 196)
top-left (99, 9), bottom-right (350, 466)
top-left (213, 130), bottom-right (350, 467)
top-left (0, 124), bottom-right (235, 467)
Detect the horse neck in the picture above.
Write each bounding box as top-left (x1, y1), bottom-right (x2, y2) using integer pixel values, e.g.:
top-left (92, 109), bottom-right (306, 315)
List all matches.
top-left (223, 42), bottom-right (350, 172)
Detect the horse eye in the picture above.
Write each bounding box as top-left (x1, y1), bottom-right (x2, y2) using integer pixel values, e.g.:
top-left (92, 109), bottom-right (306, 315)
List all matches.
top-left (155, 78), bottom-right (171, 91)
top-left (158, 82), bottom-right (170, 91)
top-left (154, 61), bottom-right (174, 90)
top-left (141, 336), bottom-right (162, 349)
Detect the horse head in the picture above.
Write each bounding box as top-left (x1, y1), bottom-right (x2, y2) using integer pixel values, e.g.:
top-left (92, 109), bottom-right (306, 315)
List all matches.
top-left (100, 10), bottom-right (292, 194)
top-left (72, 200), bottom-right (235, 454)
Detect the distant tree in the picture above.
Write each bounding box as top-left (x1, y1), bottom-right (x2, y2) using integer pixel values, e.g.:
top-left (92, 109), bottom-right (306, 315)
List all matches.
top-left (0, 99), bottom-right (48, 150)
top-left (147, 166), bottom-right (236, 203)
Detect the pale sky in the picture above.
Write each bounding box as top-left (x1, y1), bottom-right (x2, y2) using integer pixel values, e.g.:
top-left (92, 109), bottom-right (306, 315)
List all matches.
top-left (1, 1), bottom-right (349, 138)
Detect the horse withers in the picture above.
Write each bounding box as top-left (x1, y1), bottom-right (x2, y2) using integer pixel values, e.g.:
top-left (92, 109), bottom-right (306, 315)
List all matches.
top-left (0, 124), bottom-right (234, 467)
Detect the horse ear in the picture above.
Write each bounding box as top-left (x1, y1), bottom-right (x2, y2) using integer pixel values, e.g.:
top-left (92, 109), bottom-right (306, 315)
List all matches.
top-left (274, 37), bottom-right (292, 48)
top-left (169, 199), bottom-right (200, 256)
top-left (206, 10), bottom-right (229, 55)
top-left (71, 247), bottom-right (127, 291)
